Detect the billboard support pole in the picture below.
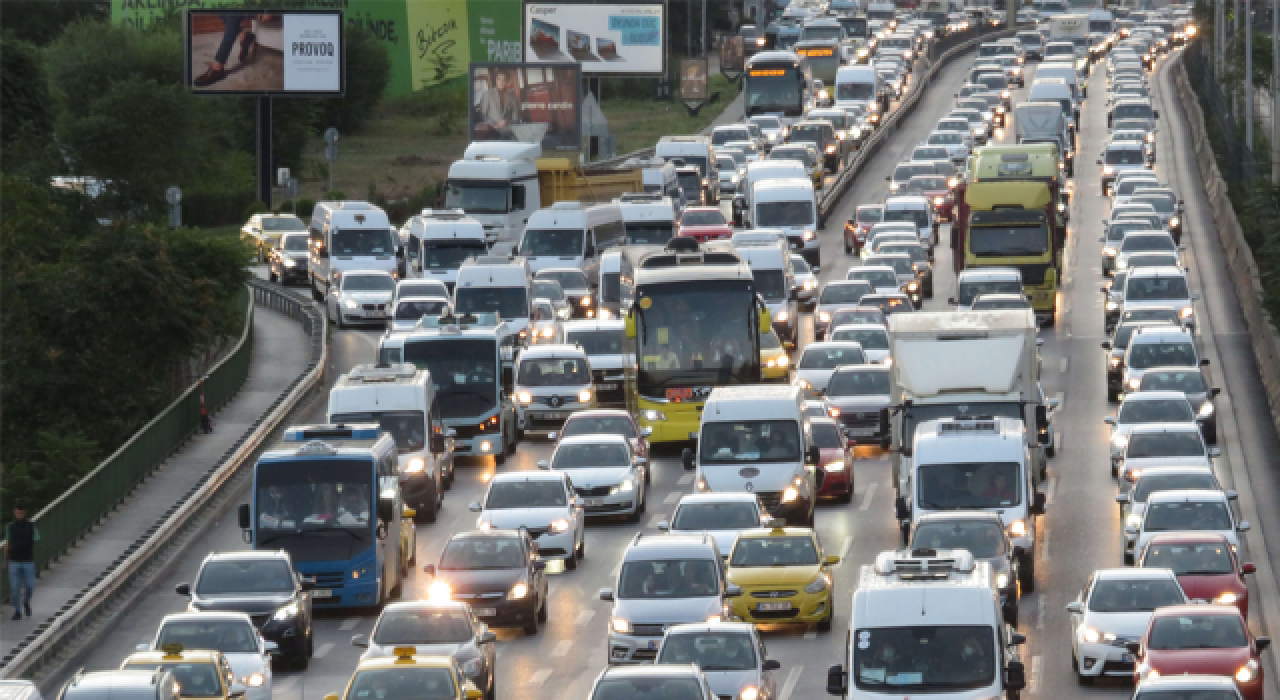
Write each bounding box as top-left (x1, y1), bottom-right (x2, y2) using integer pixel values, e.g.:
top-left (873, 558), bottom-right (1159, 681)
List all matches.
top-left (256, 96), bottom-right (273, 209)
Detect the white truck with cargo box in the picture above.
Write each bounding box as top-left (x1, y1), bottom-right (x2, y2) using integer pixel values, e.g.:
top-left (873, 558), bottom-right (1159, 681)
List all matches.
top-left (446, 141), bottom-right (541, 245)
top-left (308, 201), bottom-right (401, 303)
top-left (883, 310), bottom-right (1049, 498)
top-left (519, 201), bottom-right (625, 282)
top-left (1049, 13), bottom-right (1090, 58)
top-left (825, 549), bottom-right (1029, 700)
top-left (402, 208), bottom-right (488, 292)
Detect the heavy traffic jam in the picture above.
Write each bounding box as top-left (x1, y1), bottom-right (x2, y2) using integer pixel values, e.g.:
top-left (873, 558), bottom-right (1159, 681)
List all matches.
top-left (55, 3), bottom-right (1259, 700)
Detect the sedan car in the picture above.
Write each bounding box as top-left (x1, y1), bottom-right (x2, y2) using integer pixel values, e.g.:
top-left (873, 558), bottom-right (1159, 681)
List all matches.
top-left (654, 622), bottom-right (780, 700)
top-left (540, 434), bottom-right (648, 522)
top-left (422, 529), bottom-right (549, 634)
top-left (1117, 466), bottom-right (1223, 532)
top-left (1126, 489), bottom-right (1249, 566)
top-left (145, 613), bottom-right (273, 700)
top-left (813, 282), bottom-right (874, 339)
top-left (267, 232), bottom-right (311, 285)
top-left (1067, 568), bottom-right (1189, 684)
top-left (902, 175), bottom-right (954, 222)
top-left (660, 492), bottom-right (773, 559)
top-left (829, 324), bottom-right (891, 364)
top-left (678, 207), bottom-right (734, 242)
top-left (1138, 533), bottom-right (1253, 618)
top-left (1105, 391), bottom-right (1200, 470)
top-left (552, 410), bottom-right (651, 478)
top-left (847, 265), bottom-right (904, 296)
top-left (469, 471), bottom-right (585, 568)
top-left (1116, 423), bottom-right (1221, 483)
top-left (725, 527), bottom-right (840, 629)
top-left (329, 270), bottom-right (396, 329)
top-left (909, 512), bottom-right (1020, 626)
top-left (825, 364), bottom-right (891, 445)
top-left (1138, 367), bottom-right (1220, 443)
top-left (810, 417), bottom-right (854, 503)
top-left (1132, 604), bottom-right (1268, 700)
top-left (352, 601), bottom-right (496, 697)
top-left (795, 342), bottom-right (868, 398)
top-left (760, 329), bottom-right (791, 382)
top-left (532, 279), bottom-right (572, 320)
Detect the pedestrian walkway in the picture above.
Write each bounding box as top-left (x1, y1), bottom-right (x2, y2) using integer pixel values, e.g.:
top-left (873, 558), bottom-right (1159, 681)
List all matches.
top-left (1, 305), bottom-right (310, 655)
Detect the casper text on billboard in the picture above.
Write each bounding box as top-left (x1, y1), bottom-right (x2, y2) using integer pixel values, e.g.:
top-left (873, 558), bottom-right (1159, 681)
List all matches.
top-left (523, 2), bottom-right (664, 75)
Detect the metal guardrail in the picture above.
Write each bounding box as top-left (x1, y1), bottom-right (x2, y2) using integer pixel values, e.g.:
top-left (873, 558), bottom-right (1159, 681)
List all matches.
top-left (1, 281), bottom-right (327, 680)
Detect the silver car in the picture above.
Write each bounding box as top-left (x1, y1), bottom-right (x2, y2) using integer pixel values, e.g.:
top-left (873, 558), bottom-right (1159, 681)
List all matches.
top-left (1104, 391), bottom-right (1199, 465)
top-left (795, 342), bottom-right (868, 398)
top-left (540, 434), bottom-right (648, 522)
top-left (825, 364), bottom-right (891, 444)
top-left (328, 270), bottom-right (396, 329)
top-left (790, 254), bottom-right (817, 310)
top-left (145, 613), bottom-right (273, 700)
top-left (655, 622), bottom-right (780, 700)
top-left (660, 492), bottom-right (773, 559)
top-left (352, 601), bottom-right (496, 697)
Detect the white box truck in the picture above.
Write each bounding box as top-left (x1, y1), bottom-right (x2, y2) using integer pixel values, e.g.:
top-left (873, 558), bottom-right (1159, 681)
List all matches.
top-left (445, 142), bottom-right (541, 245)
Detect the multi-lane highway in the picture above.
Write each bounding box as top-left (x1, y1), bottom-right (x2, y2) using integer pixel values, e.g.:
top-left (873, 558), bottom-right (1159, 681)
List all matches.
top-left (47, 43), bottom-right (1280, 700)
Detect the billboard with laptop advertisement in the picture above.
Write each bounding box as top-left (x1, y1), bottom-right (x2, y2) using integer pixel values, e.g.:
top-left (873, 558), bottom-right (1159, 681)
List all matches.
top-left (522, 2), bottom-right (664, 75)
top-left (468, 62), bottom-right (582, 152)
top-left (185, 10), bottom-right (344, 95)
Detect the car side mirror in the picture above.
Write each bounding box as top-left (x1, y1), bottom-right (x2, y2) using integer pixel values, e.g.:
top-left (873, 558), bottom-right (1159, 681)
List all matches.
top-left (1066, 601), bottom-right (1084, 614)
top-left (537, 460), bottom-right (550, 470)
top-left (725, 584), bottom-right (744, 597)
top-left (351, 634), bottom-right (369, 648)
top-left (1238, 521), bottom-right (1251, 532)
top-left (763, 659), bottom-right (782, 672)
top-left (430, 435), bottom-right (446, 454)
top-left (1104, 415), bottom-right (1117, 424)
top-left (1115, 493), bottom-right (1130, 504)
top-left (599, 588), bottom-right (615, 601)
top-left (826, 665), bottom-right (848, 696)
top-left (469, 502), bottom-right (482, 512)
top-left (423, 564), bottom-right (436, 577)
top-left (1005, 660), bottom-right (1026, 690)
top-left (1243, 562), bottom-right (1257, 574)
top-left (176, 583), bottom-right (191, 596)
top-left (238, 503), bottom-right (251, 530)
top-left (682, 447), bottom-right (696, 471)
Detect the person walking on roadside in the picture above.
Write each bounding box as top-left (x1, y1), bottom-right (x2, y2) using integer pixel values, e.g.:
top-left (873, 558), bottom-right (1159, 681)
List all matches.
top-left (5, 502), bottom-right (39, 620)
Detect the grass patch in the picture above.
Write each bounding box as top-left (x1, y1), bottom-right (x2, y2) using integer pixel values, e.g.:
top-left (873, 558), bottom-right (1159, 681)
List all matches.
top-left (601, 74), bottom-right (742, 154)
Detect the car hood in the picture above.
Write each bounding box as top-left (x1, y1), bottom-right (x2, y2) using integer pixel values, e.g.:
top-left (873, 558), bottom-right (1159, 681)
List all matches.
top-left (702, 670), bottom-right (762, 698)
top-left (189, 594), bottom-right (294, 615)
top-left (1080, 610), bottom-right (1156, 638)
top-left (341, 291), bottom-right (394, 303)
top-left (437, 567), bottom-right (524, 593)
top-left (728, 564), bottom-right (823, 588)
top-left (1176, 573), bottom-right (1246, 602)
top-left (1147, 647), bottom-right (1252, 675)
top-left (612, 596), bottom-right (725, 626)
top-left (481, 508), bottom-right (569, 529)
top-left (587, 354), bottom-right (625, 371)
top-left (699, 462), bottom-right (800, 492)
top-left (557, 467), bottom-right (633, 489)
top-left (365, 641), bottom-right (476, 662)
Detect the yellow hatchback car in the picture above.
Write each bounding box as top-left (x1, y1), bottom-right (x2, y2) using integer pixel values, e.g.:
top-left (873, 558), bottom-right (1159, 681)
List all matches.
top-left (120, 645), bottom-right (238, 700)
top-left (725, 527), bottom-right (839, 630)
top-left (760, 330), bottom-right (791, 382)
top-left (326, 647), bottom-right (483, 700)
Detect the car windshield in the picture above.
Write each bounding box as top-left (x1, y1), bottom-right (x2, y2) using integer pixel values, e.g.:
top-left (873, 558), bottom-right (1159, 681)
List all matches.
top-left (838, 82), bottom-right (878, 100)
top-left (567, 329), bottom-right (624, 356)
top-left (868, 256), bottom-right (914, 276)
top-left (1118, 399), bottom-right (1194, 423)
top-left (329, 410), bottom-right (426, 453)
top-left (810, 422), bottom-right (843, 448)
top-left (911, 520), bottom-right (1007, 558)
top-left (700, 419), bottom-right (801, 464)
top-left (682, 210), bottom-right (726, 227)
top-left (672, 501), bottom-right (760, 531)
top-left (1143, 541), bottom-right (1235, 575)
top-left (658, 632), bottom-right (757, 671)
top-left (894, 165), bottom-right (932, 181)
top-left (1107, 148), bottom-right (1147, 165)
top-left (617, 559), bottom-right (720, 599)
top-left (156, 620), bottom-right (259, 654)
top-left (757, 201), bottom-right (815, 227)
top-left (917, 461), bottom-right (1022, 509)
top-left (848, 269), bottom-right (899, 289)
top-left (562, 415), bottom-right (635, 440)
top-left (1133, 473), bottom-right (1218, 503)
top-left (521, 229), bottom-right (583, 257)
top-left (883, 209), bottom-right (927, 228)
top-left (398, 282), bottom-right (448, 299)
top-left (373, 607), bottom-right (474, 645)
top-left (857, 207), bottom-right (884, 223)
top-left (1145, 501), bottom-right (1232, 532)
top-left (800, 345), bottom-right (867, 369)
top-left (590, 677), bottom-right (706, 700)
top-left (914, 148), bottom-right (950, 161)
top-left (344, 274), bottom-right (395, 292)
top-left (332, 229), bottom-right (395, 256)
top-left (1115, 104), bottom-right (1153, 120)
top-left (262, 217), bottom-right (306, 231)
top-left (125, 663), bottom-right (222, 697)
top-left (930, 132), bottom-right (963, 144)
top-left (552, 441), bottom-right (631, 468)
top-left (440, 536), bottom-right (526, 569)
top-left (1123, 236), bottom-right (1175, 253)
top-left (830, 328), bottom-right (889, 349)
top-left (348, 668), bottom-right (458, 700)
top-left (789, 125), bottom-right (828, 143)
top-left (1087, 578), bottom-right (1185, 612)
top-left (1126, 431), bottom-right (1205, 458)
top-left (713, 129), bottom-right (752, 145)
top-left (1149, 614), bottom-right (1247, 650)
top-left (754, 269), bottom-right (789, 301)
top-left (828, 370), bottom-right (889, 396)
top-left (1128, 341), bottom-right (1196, 368)
top-left (539, 270), bottom-right (589, 291)
top-left (533, 281), bottom-right (566, 301)
top-left (519, 357), bottom-right (589, 386)
top-left (196, 559), bottom-right (294, 594)
top-left (821, 284), bottom-right (872, 304)
top-left (1141, 370), bottom-right (1208, 393)
top-left (1134, 195), bottom-right (1176, 213)
top-left (393, 300), bottom-right (448, 321)
top-left (626, 222), bottom-right (675, 245)
top-left (853, 626), bottom-right (996, 690)
top-left (485, 480), bottom-right (567, 509)
top-left (282, 235), bottom-right (309, 252)
top-left (730, 535), bottom-right (819, 566)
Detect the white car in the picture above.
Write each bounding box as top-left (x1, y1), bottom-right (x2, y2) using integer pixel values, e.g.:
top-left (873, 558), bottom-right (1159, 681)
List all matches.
top-left (654, 622), bottom-right (780, 700)
top-left (470, 471), bottom-right (586, 568)
top-left (1115, 422), bottom-right (1220, 482)
top-left (1104, 391), bottom-right (1200, 464)
top-left (828, 324), bottom-right (891, 364)
top-left (1121, 267), bottom-right (1198, 331)
top-left (845, 265), bottom-right (901, 295)
top-left (1116, 466), bottom-right (1224, 532)
top-left (1067, 568), bottom-right (1189, 684)
top-left (389, 296), bottom-right (450, 332)
top-left (1115, 233), bottom-right (1179, 273)
top-left (1125, 489), bottom-right (1249, 565)
top-left (514, 344), bottom-right (597, 433)
top-left (145, 612), bottom-right (272, 700)
top-left (328, 270), bottom-right (396, 329)
top-left (660, 492), bottom-right (773, 558)
top-left (794, 342), bottom-right (868, 398)
top-left (540, 434), bottom-right (648, 522)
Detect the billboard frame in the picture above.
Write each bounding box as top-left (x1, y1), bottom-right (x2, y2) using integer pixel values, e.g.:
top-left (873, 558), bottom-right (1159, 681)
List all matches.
top-left (520, 1), bottom-right (667, 78)
top-left (467, 61), bottom-right (584, 153)
top-left (183, 9), bottom-right (347, 97)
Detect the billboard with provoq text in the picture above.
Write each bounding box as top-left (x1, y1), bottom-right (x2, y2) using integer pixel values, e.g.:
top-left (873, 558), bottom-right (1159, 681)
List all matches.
top-left (185, 10), bottom-right (344, 95)
top-left (522, 2), bottom-right (664, 75)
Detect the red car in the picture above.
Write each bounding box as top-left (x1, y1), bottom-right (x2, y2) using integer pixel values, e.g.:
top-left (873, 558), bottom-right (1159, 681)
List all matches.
top-left (809, 416), bottom-right (854, 503)
top-left (676, 207), bottom-right (733, 242)
top-left (1139, 533), bottom-right (1255, 618)
top-left (1132, 604), bottom-right (1270, 700)
top-left (904, 175), bottom-right (954, 222)
top-left (844, 204), bottom-right (883, 254)
top-left (552, 410), bottom-right (651, 481)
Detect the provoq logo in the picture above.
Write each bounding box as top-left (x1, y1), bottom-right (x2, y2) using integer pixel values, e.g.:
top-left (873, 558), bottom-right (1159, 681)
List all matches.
top-left (292, 42), bottom-right (336, 56)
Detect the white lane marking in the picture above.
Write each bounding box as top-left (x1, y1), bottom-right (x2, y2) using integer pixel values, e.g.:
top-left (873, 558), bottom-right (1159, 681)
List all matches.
top-left (859, 482), bottom-right (878, 511)
top-left (529, 669), bottom-right (553, 687)
top-left (551, 640), bottom-right (574, 657)
top-left (1059, 357), bottom-right (1069, 373)
top-left (314, 643), bottom-right (335, 659)
top-left (833, 535), bottom-right (854, 568)
top-left (678, 473), bottom-right (694, 485)
top-left (804, 631), bottom-right (818, 640)
top-left (575, 609), bottom-right (595, 626)
top-left (1030, 655), bottom-right (1043, 694)
top-left (339, 618), bottom-right (359, 631)
top-left (664, 491), bottom-right (682, 504)
top-left (1046, 477), bottom-right (1058, 504)
top-left (1039, 527), bottom-right (1050, 563)
top-left (273, 678), bottom-right (298, 696)
top-left (1053, 430), bottom-right (1063, 454)
top-left (779, 665), bottom-right (804, 700)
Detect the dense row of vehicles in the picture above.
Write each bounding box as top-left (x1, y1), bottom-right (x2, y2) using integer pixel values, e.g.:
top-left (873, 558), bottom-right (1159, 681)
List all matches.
top-left (97, 4), bottom-right (1247, 700)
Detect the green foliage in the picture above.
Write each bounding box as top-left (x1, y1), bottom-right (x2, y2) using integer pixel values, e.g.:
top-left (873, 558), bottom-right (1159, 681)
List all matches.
top-left (325, 190), bottom-right (348, 200)
top-left (321, 28), bottom-right (391, 132)
top-left (244, 200), bottom-right (270, 220)
top-left (1, 176), bottom-right (250, 514)
top-left (2, 0), bottom-right (109, 45)
top-left (0, 32), bottom-right (60, 179)
top-left (296, 198), bottom-right (317, 218)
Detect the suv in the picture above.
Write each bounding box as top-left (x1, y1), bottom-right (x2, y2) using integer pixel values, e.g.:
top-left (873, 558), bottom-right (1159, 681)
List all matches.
top-left (587, 665), bottom-right (717, 700)
top-left (599, 533), bottom-right (741, 664)
top-left (175, 551), bottom-right (314, 669)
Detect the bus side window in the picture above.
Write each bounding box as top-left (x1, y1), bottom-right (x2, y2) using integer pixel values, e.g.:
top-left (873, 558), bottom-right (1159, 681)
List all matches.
top-left (511, 184), bottom-right (526, 211)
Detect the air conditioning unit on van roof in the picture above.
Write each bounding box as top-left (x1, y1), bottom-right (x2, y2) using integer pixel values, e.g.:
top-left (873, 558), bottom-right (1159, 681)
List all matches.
top-left (874, 548), bottom-right (976, 578)
top-left (347, 363), bottom-right (419, 382)
top-left (421, 208), bottom-right (467, 219)
top-left (938, 419), bottom-right (999, 434)
top-left (334, 201), bottom-right (375, 210)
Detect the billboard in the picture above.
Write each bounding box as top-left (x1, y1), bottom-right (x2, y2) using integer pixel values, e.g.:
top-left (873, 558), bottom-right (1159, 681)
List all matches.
top-left (523, 2), bottom-right (664, 75)
top-left (720, 36), bottom-right (744, 75)
top-left (185, 10), bottom-right (344, 95)
top-left (680, 58), bottom-right (708, 101)
top-left (468, 62), bottom-right (582, 152)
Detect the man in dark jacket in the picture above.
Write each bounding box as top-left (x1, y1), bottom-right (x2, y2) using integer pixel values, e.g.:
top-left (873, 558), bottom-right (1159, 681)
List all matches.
top-left (5, 502), bottom-right (38, 620)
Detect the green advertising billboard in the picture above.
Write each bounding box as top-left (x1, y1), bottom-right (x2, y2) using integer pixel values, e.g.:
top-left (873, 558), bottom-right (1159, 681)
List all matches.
top-left (111, 0), bottom-right (520, 96)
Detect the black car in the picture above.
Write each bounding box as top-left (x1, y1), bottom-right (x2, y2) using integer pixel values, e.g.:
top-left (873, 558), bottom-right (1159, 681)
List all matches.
top-left (908, 512), bottom-right (1021, 627)
top-left (424, 529), bottom-right (549, 634)
top-left (176, 550), bottom-right (314, 669)
top-left (267, 232), bottom-right (311, 286)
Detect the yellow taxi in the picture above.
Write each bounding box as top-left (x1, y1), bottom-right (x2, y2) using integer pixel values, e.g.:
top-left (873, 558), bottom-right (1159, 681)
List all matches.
top-left (725, 526), bottom-right (839, 629)
top-left (760, 330), bottom-right (791, 382)
top-left (324, 647), bottom-right (483, 700)
top-left (120, 645), bottom-right (238, 700)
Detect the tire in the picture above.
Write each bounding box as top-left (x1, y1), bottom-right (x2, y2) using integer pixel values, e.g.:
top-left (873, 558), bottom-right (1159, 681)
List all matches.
top-left (1124, 551), bottom-right (1134, 566)
top-left (523, 610), bottom-right (539, 635)
top-left (1047, 442), bottom-right (1056, 458)
top-left (538, 595), bottom-right (548, 622)
top-left (845, 238), bottom-right (853, 254)
top-left (516, 428), bottom-right (525, 441)
top-left (311, 279), bottom-right (324, 302)
top-left (1005, 601), bottom-right (1019, 628)
top-left (1019, 551), bottom-right (1036, 593)
top-left (494, 450), bottom-right (506, 466)
top-left (577, 536), bottom-right (586, 560)
top-left (1110, 460), bottom-right (1118, 478)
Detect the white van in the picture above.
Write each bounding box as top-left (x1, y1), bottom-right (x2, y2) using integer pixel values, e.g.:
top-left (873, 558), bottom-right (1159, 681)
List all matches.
top-left (453, 255), bottom-right (533, 337)
top-left (655, 135), bottom-right (718, 182)
top-left (834, 64), bottom-right (881, 111)
top-left (737, 160), bottom-right (810, 224)
top-left (308, 201), bottom-right (400, 302)
top-left (615, 193), bottom-right (677, 246)
top-left (327, 363), bottom-right (453, 522)
top-left (562, 319), bottom-right (627, 407)
top-left (737, 244), bottom-right (800, 347)
top-left (519, 201), bottom-right (625, 280)
top-left (688, 385), bottom-right (821, 527)
top-left (513, 343), bottom-right (597, 434)
top-left (882, 195), bottom-right (936, 249)
top-left (1036, 61), bottom-right (1080, 99)
top-left (641, 162), bottom-right (688, 214)
top-left (751, 178), bottom-right (820, 270)
top-left (403, 209), bottom-right (488, 292)
top-left (445, 141), bottom-right (541, 244)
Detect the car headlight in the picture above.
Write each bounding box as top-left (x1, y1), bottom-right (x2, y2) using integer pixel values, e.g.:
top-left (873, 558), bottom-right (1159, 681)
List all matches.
top-left (1199, 402), bottom-right (1215, 417)
top-left (1112, 434), bottom-right (1129, 449)
top-left (803, 229), bottom-right (816, 241)
top-left (933, 196), bottom-right (945, 205)
top-left (776, 310), bottom-right (789, 322)
top-left (1127, 513), bottom-right (1143, 527)
top-left (1103, 246), bottom-right (1117, 256)
top-left (550, 518), bottom-right (570, 533)
top-left (540, 327), bottom-right (555, 338)
top-left (768, 354), bottom-right (789, 368)
top-left (508, 582), bottom-right (529, 600)
top-left (781, 486), bottom-right (799, 503)
top-left (836, 130), bottom-right (847, 140)
top-left (824, 460), bottom-right (845, 473)
top-left (1001, 90), bottom-right (1011, 99)
top-left (243, 674), bottom-right (265, 688)
top-left (273, 602), bottom-right (300, 620)
top-left (1180, 306), bottom-right (1194, 319)
top-left (858, 48), bottom-right (870, 57)
top-left (428, 579), bottom-right (452, 601)
top-left (517, 391), bottom-right (533, 404)
top-left (730, 174), bottom-right (740, 184)
top-left (344, 298), bottom-right (360, 310)
top-left (757, 37), bottom-right (767, 46)
top-left (696, 477), bottom-right (709, 491)
top-left (996, 572), bottom-right (1009, 589)
top-left (1008, 519), bottom-right (1027, 537)
top-left (1129, 376), bottom-right (1145, 391)
top-left (996, 105), bottom-right (1006, 113)
top-left (477, 520), bottom-right (492, 531)
top-left (818, 311), bottom-right (831, 323)
top-left (1082, 628), bottom-right (1102, 643)
top-left (1236, 660), bottom-right (1259, 683)
top-left (796, 378), bottom-right (811, 389)
top-left (889, 182), bottom-right (900, 192)
top-left (556, 308), bottom-right (571, 320)
top-left (803, 279), bottom-right (816, 290)
top-left (906, 281), bottom-right (919, 292)
top-left (282, 258), bottom-right (296, 267)
top-left (612, 617), bottom-right (632, 634)
top-left (579, 296), bottom-right (592, 307)
top-left (578, 389), bottom-right (592, 402)
top-left (825, 144), bottom-right (837, 154)
top-left (819, 89), bottom-right (830, 101)
top-left (1104, 166), bottom-right (1115, 175)
top-left (405, 457), bottom-right (426, 474)
top-left (740, 687), bottom-right (760, 700)
top-left (803, 573), bottom-right (830, 593)
top-left (642, 410), bottom-right (667, 422)
top-left (612, 478), bottom-right (636, 494)
top-left (948, 177), bottom-right (960, 188)
top-left (1105, 300), bottom-right (1118, 311)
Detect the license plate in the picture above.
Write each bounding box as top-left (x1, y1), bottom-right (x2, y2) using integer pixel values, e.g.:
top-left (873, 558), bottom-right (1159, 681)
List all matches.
top-left (757, 601), bottom-right (792, 611)
top-left (586, 498), bottom-right (603, 506)
top-left (647, 640), bottom-right (660, 650)
top-left (597, 383), bottom-right (619, 390)
top-left (538, 412), bottom-right (567, 420)
top-left (474, 607), bottom-right (497, 617)
top-left (689, 431), bottom-right (699, 439)
top-left (312, 589), bottom-right (333, 598)
top-left (1121, 653), bottom-right (1132, 663)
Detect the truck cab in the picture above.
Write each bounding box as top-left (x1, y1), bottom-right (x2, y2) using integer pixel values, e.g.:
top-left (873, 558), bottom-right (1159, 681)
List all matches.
top-left (445, 142), bottom-right (542, 245)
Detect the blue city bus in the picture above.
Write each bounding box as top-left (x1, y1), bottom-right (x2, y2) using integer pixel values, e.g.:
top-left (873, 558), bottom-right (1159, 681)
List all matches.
top-left (237, 424), bottom-right (406, 608)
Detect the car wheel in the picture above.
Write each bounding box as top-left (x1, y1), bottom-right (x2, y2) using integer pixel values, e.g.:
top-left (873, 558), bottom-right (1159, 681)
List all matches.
top-left (1046, 442), bottom-right (1056, 458)
top-left (577, 535), bottom-right (586, 560)
top-left (494, 449), bottom-right (506, 466)
top-left (837, 491), bottom-right (853, 504)
top-left (1204, 425), bottom-right (1218, 445)
top-left (1110, 460), bottom-right (1118, 478)
top-left (523, 609), bottom-right (539, 635)
top-left (269, 269), bottom-right (279, 283)
top-left (1019, 552), bottom-right (1035, 593)
top-left (538, 595), bottom-right (548, 623)
top-left (311, 279), bottom-right (324, 302)
top-left (516, 428), bottom-right (525, 441)
top-left (1076, 671), bottom-right (1093, 686)
top-left (817, 599), bottom-right (833, 631)
top-left (845, 239), bottom-right (853, 254)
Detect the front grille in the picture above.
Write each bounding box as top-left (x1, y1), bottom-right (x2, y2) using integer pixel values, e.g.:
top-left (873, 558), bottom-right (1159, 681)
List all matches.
top-left (585, 501), bottom-right (632, 513)
top-left (756, 491), bottom-right (783, 511)
top-left (751, 590), bottom-right (798, 598)
top-left (362, 303), bottom-right (387, 311)
top-left (841, 412), bottom-right (880, 428)
top-left (752, 608), bottom-right (800, 619)
top-left (451, 422), bottom-right (497, 440)
top-left (631, 624), bottom-right (666, 637)
top-left (576, 485), bottom-right (614, 497)
top-left (1101, 660), bottom-right (1135, 674)
top-left (534, 395), bottom-right (578, 407)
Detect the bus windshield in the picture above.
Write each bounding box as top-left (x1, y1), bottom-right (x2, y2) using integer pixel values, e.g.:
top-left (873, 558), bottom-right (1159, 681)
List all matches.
top-left (254, 459), bottom-right (374, 562)
top-left (521, 229), bottom-right (584, 257)
top-left (404, 338), bottom-right (497, 418)
top-left (746, 65), bottom-right (805, 117)
top-left (634, 279), bottom-right (760, 398)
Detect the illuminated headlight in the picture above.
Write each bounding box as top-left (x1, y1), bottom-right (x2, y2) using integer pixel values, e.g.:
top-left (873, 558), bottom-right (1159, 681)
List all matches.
top-left (781, 486), bottom-right (799, 502)
top-left (851, 127), bottom-right (862, 138)
top-left (825, 144), bottom-right (837, 153)
top-left (996, 573), bottom-right (1009, 589)
top-left (775, 310), bottom-right (790, 322)
top-left (344, 298), bottom-right (360, 310)
top-left (757, 37), bottom-right (767, 46)
top-left (1105, 300), bottom-right (1118, 311)
top-left (1180, 306), bottom-right (1194, 319)
top-left (244, 674), bottom-right (265, 688)
top-left (702, 178), bottom-right (709, 187)
top-left (578, 389), bottom-right (592, 402)
top-left (517, 391), bottom-right (533, 404)
top-left (948, 177), bottom-right (960, 188)
top-left (824, 460), bottom-right (845, 473)
top-left (540, 327), bottom-right (555, 338)
top-left (818, 311), bottom-right (831, 323)
top-left (803, 229), bottom-right (816, 241)
top-left (889, 182), bottom-right (900, 192)
top-left (1012, 67), bottom-right (1022, 75)
top-left (1057, 202), bottom-right (1066, 212)
top-left (803, 279), bottom-right (816, 290)
top-left (1187, 25), bottom-right (1198, 36)
top-left (1001, 90), bottom-right (1011, 99)
top-left (972, 128), bottom-right (984, 136)
top-left (933, 196), bottom-right (945, 205)
top-left (803, 573), bottom-right (830, 593)
top-left (904, 50), bottom-right (913, 59)
top-left (612, 478), bottom-right (636, 494)
top-left (796, 378), bottom-right (811, 389)
top-left (556, 308), bottom-right (571, 320)
top-left (404, 457), bottom-right (426, 474)
top-left (696, 477), bottom-right (709, 491)
top-left (1170, 215), bottom-right (1180, 227)
top-left (1199, 402), bottom-right (1215, 417)
top-left (1112, 434), bottom-right (1129, 449)
top-left (579, 295), bottom-right (592, 307)
top-left (836, 130), bottom-right (847, 141)
top-left (282, 258), bottom-right (296, 267)
top-left (1236, 660), bottom-right (1259, 683)
top-left (550, 518), bottom-right (571, 533)
top-left (819, 89), bottom-right (830, 100)
top-left (611, 617), bottom-right (632, 634)
top-left (1082, 628), bottom-right (1102, 643)
top-left (273, 602), bottom-right (300, 620)
top-left (740, 687), bottom-right (760, 700)
top-left (767, 353), bottom-right (789, 368)
top-left (1103, 246), bottom-right (1118, 256)
top-left (906, 281), bottom-right (919, 292)
top-left (1127, 513), bottom-right (1143, 527)
top-left (1128, 377), bottom-right (1142, 391)
top-left (1008, 519), bottom-right (1027, 537)
top-left (730, 174), bottom-right (740, 184)
top-left (857, 48), bottom-right (870, 57)
top-left (428, 580), bottom-right (453, 601)
top-left (508, 582), bottom-right (529, 600)
top-left (642, 410), bottom-right (667, 422)
top-left (477, 520), bottom-right (492, 531)
top-left (1216, 592), bottom-right (1238, 604)
top-left (1104, 166), bottom-right (1115, 175)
